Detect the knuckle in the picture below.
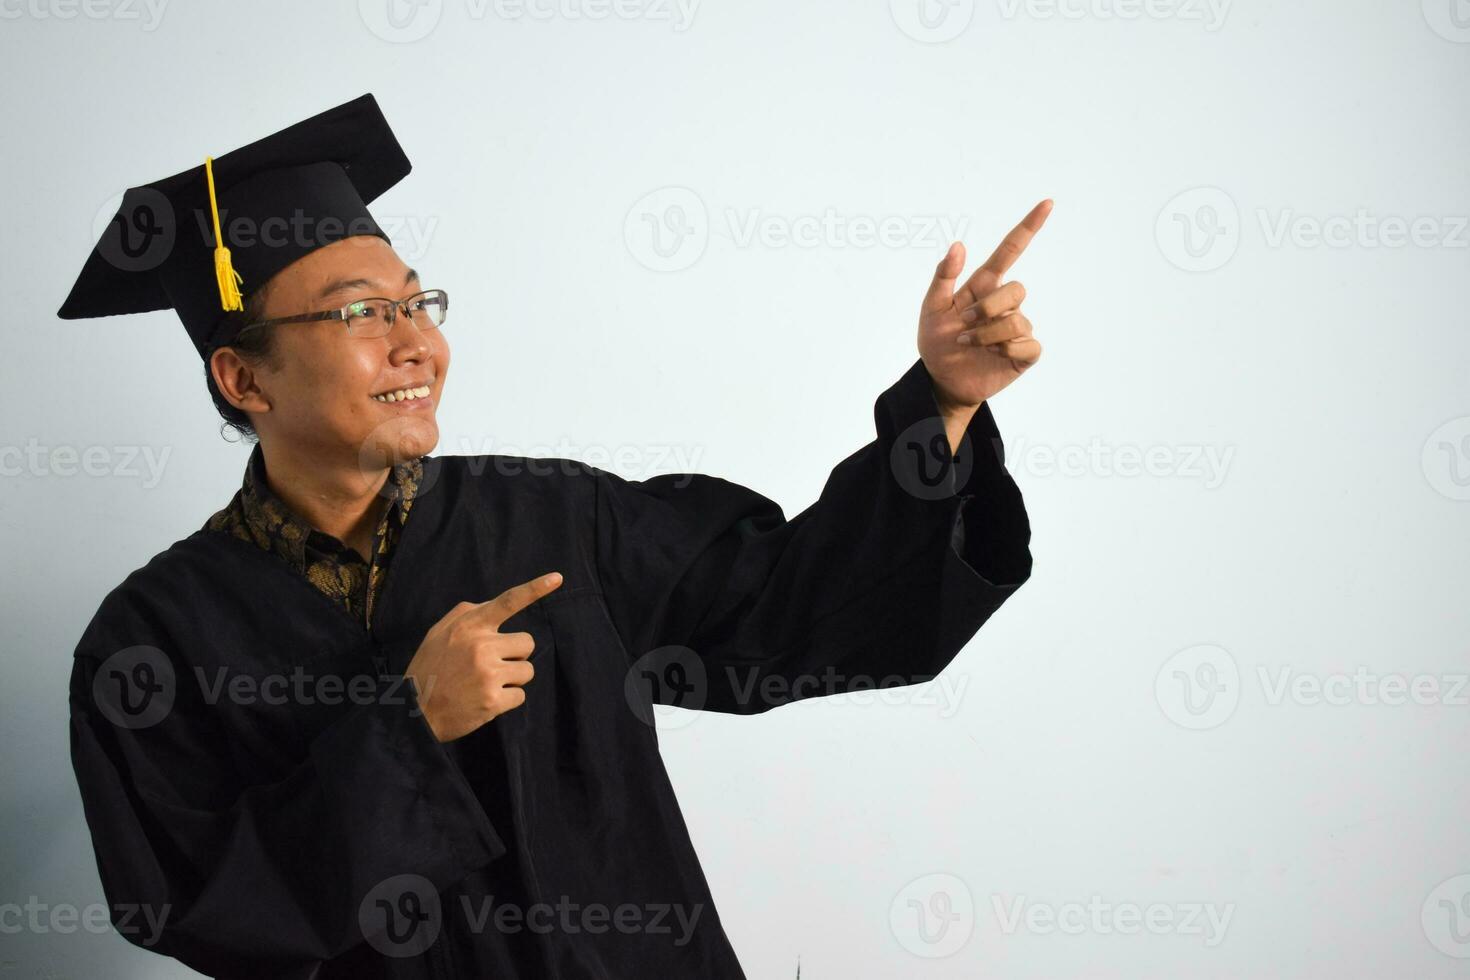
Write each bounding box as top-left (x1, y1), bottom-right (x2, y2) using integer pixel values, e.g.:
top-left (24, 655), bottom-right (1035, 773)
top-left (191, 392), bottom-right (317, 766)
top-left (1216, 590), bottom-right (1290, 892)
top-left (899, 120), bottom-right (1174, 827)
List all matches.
top-left (457, 624), bottom-right (490, 649)
top-left (471, 656), bottom-right (494, 683)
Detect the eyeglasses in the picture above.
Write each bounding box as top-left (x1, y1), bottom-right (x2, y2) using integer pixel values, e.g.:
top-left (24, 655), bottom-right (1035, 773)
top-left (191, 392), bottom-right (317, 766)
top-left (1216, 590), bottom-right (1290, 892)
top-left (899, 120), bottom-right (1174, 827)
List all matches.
top-left (240, 288), bottom-right (448, 339)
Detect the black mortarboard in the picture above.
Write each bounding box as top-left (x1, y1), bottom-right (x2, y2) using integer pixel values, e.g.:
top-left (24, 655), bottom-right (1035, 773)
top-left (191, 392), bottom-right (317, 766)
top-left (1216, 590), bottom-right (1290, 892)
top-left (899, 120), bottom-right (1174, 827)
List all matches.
top-left (57, 93), bottom-right (411, 359)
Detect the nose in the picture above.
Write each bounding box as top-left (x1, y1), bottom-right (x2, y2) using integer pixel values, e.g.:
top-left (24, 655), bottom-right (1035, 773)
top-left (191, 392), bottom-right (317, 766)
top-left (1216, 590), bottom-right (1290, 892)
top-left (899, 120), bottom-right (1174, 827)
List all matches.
top-left (385, 303), bottom-right (430, 365)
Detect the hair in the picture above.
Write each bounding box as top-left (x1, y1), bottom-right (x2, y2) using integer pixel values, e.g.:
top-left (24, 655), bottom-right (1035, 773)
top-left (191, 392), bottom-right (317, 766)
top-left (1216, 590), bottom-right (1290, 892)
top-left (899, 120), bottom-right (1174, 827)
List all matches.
top-left (204, 286), bottom-right (277, 442)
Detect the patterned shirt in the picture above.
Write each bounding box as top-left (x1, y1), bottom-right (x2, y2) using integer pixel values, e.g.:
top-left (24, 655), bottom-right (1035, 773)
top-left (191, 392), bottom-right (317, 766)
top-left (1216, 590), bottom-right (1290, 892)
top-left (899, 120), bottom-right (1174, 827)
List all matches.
top-left (204, 445), bottom-right (423, 627)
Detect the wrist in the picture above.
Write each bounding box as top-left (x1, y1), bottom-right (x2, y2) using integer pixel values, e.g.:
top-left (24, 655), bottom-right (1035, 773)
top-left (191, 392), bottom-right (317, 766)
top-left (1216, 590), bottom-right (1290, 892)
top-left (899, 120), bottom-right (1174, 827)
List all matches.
top-left (933, 394), bottom-right (980, 456)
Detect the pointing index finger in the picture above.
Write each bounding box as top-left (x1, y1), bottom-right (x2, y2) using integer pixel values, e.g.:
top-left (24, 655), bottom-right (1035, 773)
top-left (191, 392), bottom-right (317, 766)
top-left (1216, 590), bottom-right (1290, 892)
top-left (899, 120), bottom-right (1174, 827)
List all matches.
top-left (978, 198), bottom-right (1053, 279)
top-left (477, 572), bottom-right (564, 629)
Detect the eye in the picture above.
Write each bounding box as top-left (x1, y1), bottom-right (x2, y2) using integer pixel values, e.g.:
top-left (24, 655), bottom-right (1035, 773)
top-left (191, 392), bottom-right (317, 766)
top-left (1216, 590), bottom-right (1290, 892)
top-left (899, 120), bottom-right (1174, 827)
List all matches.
top-left (346, 300), bottom-right (382, 319)
top-left (406, 292), bottom-right (447, 329)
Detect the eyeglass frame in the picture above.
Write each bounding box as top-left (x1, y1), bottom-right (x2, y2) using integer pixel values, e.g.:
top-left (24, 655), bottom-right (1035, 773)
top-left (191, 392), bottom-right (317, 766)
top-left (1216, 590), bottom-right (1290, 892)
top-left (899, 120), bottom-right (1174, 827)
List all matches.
top-left (236, 288), bottom-right (449, 339)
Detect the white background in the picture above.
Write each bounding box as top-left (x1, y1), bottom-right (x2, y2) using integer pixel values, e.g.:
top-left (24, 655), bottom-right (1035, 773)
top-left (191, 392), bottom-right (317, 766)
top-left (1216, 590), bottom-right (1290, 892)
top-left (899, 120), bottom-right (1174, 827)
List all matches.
top-left (2, 1), bottom-right (1468, 977)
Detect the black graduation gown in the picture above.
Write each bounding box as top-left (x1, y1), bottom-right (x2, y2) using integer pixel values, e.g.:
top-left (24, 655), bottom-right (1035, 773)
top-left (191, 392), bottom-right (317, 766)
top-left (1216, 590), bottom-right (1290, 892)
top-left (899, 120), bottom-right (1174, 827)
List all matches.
top-left (67, 358), bottom-right (1033, 979)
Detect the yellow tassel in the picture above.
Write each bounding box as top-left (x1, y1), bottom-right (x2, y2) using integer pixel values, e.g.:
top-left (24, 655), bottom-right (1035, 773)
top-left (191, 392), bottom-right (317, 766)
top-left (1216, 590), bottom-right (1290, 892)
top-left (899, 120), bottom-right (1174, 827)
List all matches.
top-left (204, 156), bottom-right (244, 312)
top-left (214, 248), bottom-right (244, 312)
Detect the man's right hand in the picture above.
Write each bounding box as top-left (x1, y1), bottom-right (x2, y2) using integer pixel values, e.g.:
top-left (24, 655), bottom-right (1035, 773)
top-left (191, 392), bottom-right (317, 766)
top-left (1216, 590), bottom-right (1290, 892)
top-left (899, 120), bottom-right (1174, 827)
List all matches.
top-left (405, 572), bottom-right (564, 742)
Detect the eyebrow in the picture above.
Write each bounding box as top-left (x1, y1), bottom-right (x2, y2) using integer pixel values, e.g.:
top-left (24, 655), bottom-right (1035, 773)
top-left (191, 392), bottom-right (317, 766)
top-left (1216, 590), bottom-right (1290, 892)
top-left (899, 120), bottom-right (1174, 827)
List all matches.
top-left (316, 267), bottom-right (420, 302)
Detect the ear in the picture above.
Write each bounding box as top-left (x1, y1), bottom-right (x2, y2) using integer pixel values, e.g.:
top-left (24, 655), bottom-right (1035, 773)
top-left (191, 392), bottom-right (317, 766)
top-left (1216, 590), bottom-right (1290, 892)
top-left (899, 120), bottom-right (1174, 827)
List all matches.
top-left (210, 346), bottom-right (272, 417)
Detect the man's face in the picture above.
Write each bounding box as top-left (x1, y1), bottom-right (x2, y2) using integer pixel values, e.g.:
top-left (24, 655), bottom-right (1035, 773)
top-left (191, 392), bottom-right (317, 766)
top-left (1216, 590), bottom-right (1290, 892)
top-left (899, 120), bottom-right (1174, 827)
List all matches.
top-left (245, 235), bottom-right (451, 469)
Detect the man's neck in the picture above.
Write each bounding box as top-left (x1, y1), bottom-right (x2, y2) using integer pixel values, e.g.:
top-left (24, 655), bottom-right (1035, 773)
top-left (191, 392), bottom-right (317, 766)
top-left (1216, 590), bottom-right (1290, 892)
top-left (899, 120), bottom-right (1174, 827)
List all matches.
top-left (258, 440), bottom-right (392, 561)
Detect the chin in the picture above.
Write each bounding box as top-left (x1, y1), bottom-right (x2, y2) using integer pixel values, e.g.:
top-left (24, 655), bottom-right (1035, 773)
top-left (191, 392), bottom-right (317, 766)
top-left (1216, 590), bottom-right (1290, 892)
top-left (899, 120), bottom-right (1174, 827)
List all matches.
top-left (356, 415), bottom-right (439, 472)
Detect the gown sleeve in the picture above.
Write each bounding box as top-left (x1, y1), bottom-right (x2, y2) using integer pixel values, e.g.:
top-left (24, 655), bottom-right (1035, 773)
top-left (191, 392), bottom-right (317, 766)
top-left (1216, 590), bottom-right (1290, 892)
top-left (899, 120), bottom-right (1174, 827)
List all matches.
top-left (592, 357), bottom-right (1033, 715)
top-left (67, 591), bottom-right (506, 977)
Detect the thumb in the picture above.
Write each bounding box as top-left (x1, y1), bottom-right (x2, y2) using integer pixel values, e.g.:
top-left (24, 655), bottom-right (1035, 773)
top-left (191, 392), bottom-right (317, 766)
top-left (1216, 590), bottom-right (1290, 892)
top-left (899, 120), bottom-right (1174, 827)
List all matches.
top-left (922, 241), bottom-right (964, 314)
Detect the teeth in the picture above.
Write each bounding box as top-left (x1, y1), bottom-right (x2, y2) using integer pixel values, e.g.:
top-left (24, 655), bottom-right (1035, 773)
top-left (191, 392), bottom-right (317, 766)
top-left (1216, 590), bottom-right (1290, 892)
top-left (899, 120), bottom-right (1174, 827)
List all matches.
top-left (373, 385), bottom-right (432, 403)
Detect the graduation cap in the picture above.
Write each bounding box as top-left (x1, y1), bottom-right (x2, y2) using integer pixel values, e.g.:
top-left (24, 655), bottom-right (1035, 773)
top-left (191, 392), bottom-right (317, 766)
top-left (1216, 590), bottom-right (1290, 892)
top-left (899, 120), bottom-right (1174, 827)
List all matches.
top-left (57, 92), bottom-right (411, 358)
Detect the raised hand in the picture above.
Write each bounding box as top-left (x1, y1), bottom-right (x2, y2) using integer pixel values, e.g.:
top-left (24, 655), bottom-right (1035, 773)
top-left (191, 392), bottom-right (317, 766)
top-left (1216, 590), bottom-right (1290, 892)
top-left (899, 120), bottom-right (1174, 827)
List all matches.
top-left (918, 199), bottom-right (1052, 413)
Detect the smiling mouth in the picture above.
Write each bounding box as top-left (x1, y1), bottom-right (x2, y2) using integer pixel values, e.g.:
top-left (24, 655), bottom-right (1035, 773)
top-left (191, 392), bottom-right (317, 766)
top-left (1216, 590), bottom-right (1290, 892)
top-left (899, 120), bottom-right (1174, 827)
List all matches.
top-left (372, 383), bottom-right (433, 403)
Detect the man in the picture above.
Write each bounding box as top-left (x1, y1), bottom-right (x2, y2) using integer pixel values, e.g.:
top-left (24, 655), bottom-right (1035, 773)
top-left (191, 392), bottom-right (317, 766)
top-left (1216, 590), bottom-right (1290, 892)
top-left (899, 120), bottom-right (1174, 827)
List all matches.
top-left (60, 93), bottom-right (1045, 978)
